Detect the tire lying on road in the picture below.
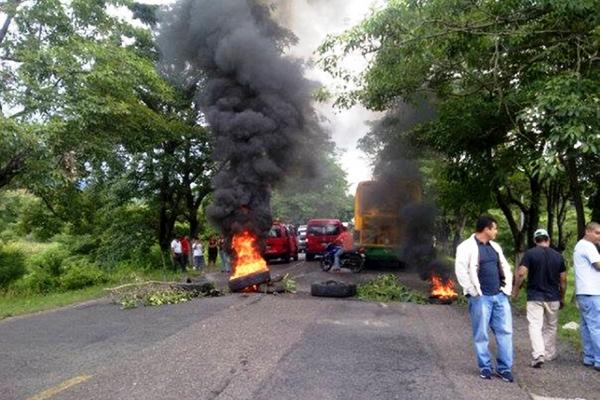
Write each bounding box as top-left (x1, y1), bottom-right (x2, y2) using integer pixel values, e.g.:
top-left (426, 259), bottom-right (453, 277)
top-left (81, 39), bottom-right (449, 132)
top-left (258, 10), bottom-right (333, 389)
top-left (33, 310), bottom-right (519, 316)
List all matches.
top-left (228, 270), bottom-right (271, 292)
top-left (310, 280), bottom-right (357, 298)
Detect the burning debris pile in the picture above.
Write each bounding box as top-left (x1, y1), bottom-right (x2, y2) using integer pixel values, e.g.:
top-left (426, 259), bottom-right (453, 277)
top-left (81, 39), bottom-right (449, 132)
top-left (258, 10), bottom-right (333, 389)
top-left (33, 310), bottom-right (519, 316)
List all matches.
top-left (429, 274), bottom-right (458, 304)
top-left (425, 259), bottom-right (458, 304)
top-left (158, 0), bottom-right (324, 290)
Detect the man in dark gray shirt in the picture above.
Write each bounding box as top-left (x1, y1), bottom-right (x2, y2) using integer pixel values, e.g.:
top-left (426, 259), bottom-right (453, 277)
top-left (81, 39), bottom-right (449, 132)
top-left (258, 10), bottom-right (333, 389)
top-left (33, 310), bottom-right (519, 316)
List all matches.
top-left (512, 229), bottom-right (567, 368)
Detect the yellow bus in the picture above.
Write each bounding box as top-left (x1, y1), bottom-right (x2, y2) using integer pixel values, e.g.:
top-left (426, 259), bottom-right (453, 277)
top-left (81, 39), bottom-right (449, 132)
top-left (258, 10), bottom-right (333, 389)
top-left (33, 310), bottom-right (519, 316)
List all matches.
top-left (354, 180), bottom-right (422, 264)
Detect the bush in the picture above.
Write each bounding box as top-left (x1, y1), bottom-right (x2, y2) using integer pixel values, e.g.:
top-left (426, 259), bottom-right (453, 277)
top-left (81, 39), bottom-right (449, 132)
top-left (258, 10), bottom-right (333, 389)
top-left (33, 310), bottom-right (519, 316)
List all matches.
top-left (60, 257), bottom-right (106, 290)
top-left (17, 198), bottom-right (64, 241)
top-left (11, 267), bottom-right (59, 294)
top-left (95, 204), bottom-right (158, 267)
top-left (0, 229), bottom-right (19, 242)
top-left (0, 243), bottom-right (26, 288)
top-left (29, 244), bottom-right (70, 276)
top-left (55, 233), bottom-right (99, 256)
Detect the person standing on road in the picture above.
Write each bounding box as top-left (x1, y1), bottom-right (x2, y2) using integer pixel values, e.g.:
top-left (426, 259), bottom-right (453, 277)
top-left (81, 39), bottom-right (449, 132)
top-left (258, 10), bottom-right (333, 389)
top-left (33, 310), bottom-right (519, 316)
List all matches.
top-left (192, 237), bottom-right (205, 271)
top-left (207, 236), bottom-right (218, 269)
top-left (181, 236), bottom-right (191, 269)
top-left (170, 237), bottom-right (185, 272)
top-left (573, 222), bottom-right (600, 372)
top-left (512, 229), bottom-right (567, 368)
top-left (219, 236), bottom-right (231, 273)
top-left (455, 215), bottom-right (514, 382)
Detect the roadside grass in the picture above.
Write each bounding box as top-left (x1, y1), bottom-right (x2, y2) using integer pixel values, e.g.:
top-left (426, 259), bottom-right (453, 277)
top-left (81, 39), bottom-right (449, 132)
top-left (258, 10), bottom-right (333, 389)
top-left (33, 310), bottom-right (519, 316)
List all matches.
top-left (557, 269), bottom-right (580, 349)
top-left (0, 285), bottom-right (107, 320)
top-left (0, 260), bottom-right (206, 320)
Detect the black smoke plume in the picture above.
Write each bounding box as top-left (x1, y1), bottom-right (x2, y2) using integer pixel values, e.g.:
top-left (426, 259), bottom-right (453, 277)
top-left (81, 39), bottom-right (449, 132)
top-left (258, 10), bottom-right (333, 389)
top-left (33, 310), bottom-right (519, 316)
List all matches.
top-left (361, 103), bottom-right (454, 280)
top-left (157, 0), bottom-right (324, 245)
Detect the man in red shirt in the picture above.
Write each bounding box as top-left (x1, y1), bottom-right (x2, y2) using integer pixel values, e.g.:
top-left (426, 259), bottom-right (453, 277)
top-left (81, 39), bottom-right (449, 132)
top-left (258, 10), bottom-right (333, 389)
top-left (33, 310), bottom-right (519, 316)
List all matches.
top-left (180, 236), bottom-right (191, 269)
top-left (332, 226), bottom-right (353, 272)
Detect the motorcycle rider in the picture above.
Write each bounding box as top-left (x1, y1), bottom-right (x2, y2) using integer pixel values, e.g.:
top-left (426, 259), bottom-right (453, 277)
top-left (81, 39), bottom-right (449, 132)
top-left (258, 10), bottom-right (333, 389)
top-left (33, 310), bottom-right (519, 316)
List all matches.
top-left (332, 225), bottom-right (353, 272)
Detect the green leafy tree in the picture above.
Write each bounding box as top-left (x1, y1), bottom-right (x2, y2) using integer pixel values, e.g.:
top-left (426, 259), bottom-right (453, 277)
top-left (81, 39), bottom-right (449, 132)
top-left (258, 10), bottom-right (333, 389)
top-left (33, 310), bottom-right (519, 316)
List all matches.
top-left (271, 152), bottom-right (354, 225)
top-left (0, 1), bottom-right (216, 261)
top-left (319, 0), bottom-right (600, 251)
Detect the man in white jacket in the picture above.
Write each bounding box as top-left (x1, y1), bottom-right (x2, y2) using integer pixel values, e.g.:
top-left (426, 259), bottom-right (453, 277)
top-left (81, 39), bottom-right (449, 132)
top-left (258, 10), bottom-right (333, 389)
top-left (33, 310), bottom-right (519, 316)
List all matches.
top-left (455, 215), bottom-right (514, 382)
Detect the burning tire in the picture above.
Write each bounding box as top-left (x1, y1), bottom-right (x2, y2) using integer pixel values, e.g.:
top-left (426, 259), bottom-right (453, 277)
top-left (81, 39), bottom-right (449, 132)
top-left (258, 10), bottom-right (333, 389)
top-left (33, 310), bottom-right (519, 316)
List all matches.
top-left (228, 270), bottom-right (271, 292)
top-left (310, 280), bottom-right (356, 298)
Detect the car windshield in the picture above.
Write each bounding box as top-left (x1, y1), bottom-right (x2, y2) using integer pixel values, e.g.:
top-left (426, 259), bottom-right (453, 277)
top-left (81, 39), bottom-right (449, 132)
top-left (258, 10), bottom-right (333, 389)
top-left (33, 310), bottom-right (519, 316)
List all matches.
top-left (308, 224), bottom-right (339, 236)
top-left (268, 227), bottom-right (282, 238)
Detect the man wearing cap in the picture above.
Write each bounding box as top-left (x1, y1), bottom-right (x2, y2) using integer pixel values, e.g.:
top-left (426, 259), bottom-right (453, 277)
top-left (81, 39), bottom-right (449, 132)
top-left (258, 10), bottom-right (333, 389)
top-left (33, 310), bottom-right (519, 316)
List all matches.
top-left (573, 222), bottom-right (600, 371)
top-left (512, 229), bottom-right (567, 368)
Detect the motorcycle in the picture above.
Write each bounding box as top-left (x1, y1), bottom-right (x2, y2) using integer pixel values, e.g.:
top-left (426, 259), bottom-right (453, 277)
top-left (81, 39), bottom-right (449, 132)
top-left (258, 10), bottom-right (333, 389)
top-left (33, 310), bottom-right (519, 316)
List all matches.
top-left (320, 243), bottom-right (366, 273)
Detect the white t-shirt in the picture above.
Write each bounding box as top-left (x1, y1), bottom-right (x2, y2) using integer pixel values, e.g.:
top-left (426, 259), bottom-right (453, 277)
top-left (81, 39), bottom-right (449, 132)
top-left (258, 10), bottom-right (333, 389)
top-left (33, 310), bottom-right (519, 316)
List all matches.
top-left (193, 242), bottom-right (204, 257)
top-left (171, 239), bottom-right (182, 254)
top-left (573, 239), bottom-right (600, 295)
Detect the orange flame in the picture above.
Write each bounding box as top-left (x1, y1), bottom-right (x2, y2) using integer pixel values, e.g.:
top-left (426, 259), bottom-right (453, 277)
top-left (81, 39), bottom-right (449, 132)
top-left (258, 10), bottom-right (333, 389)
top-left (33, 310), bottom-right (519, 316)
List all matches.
top-left (430, 274), bottom-right (458, 300)
top-left (230, 231), bottom-right (269, 280)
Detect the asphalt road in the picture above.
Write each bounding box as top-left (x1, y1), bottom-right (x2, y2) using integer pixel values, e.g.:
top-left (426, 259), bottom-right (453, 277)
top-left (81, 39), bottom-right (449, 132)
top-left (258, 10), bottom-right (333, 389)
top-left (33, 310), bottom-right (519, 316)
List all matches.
top-left (1, 257), bottom-right (598, 400)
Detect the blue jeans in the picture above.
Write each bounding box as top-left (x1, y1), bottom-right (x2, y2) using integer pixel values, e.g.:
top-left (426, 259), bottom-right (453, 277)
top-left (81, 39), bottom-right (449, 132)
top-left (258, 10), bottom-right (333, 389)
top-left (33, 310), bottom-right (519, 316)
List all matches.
top-left (468, 293), bottom-right (513, 373)
top-left (193, 255), bottom-right (205, 270)
top-left (220, 251), bottom-right (231, 273)
top-left (333, 246), bottom-right (344, 269)
top-left (577, 295), bottom-right (600, 367)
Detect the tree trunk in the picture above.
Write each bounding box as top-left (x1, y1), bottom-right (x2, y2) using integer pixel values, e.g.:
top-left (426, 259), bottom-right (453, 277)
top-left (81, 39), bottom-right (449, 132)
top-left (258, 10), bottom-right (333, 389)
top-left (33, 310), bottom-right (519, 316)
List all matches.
top-left (588, 183), bottom-right (600, 223)
top-left (451, 214), bottom-right (467, 251)
top-left (158, 169), bottom-right (177, 251)
top-left (526, 177), bottom-right (542, 249)
top-left (556, 189), bottom-right (569, 252)
top-left (495, 189), bottom-right (525, 256)
top-left (546, 181), bottom-right (555, 240)
top-left (158, 198), bottom-right (176, 251)
top-left (563, 153), bottom-right (586, 239)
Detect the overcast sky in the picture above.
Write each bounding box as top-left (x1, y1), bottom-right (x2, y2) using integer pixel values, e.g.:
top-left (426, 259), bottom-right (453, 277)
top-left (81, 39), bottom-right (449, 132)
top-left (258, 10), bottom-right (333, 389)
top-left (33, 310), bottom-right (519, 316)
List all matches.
top-left (131, 0), bottom-right (384, 194)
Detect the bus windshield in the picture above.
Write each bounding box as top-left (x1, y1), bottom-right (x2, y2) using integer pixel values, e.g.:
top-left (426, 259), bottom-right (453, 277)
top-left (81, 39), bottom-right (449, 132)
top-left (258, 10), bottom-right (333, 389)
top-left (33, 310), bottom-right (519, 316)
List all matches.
top-left (354, 180), bottom-right (422, 248)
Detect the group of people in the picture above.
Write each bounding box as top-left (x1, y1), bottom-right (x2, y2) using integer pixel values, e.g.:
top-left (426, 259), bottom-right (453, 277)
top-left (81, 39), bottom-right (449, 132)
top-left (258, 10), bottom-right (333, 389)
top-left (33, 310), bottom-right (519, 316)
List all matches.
top-left (455, 215), bottom-right (600, 383)
top-left (170, 235), bottom-right (231, 273)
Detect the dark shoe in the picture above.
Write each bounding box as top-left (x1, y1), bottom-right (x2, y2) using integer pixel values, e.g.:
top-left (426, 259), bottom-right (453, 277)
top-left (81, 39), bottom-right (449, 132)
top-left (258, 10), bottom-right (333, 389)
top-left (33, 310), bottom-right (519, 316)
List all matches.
top-left (583, 361), bottom-right (593, 368)
top-left (479, 369), bottom-right (492, 379)
top-left (595, 366), bottom-right (600, 372)
top-left (497, 370), bottom-right (514, 382)
top-left (531, 356), bottom-right (544, 368)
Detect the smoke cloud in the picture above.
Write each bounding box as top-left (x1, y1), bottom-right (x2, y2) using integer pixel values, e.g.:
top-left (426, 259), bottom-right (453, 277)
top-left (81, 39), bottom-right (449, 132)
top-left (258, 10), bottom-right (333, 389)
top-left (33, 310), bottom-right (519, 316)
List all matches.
top-left (157, 0), bottom-right (325, 244)
top-left (362, 103), bottom-right (449, 278)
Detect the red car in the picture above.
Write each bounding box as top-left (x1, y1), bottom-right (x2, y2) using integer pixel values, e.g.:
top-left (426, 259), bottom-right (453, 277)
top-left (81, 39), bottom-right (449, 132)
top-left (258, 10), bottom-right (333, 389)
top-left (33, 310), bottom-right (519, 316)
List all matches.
top-left (264, 222), bottom-right (299, 263)
top-left (305, 218), bottom-right (343, 261)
